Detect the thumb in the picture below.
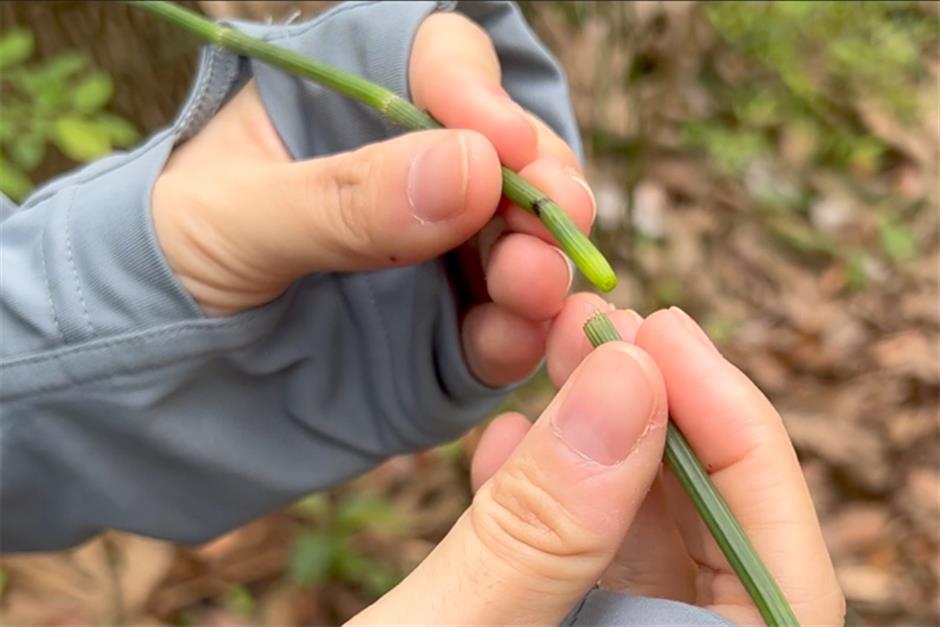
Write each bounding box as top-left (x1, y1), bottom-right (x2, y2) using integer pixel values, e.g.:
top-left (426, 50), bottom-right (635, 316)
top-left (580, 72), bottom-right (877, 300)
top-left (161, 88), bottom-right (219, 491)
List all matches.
top-left (238, 128), bottom-right (502, 279)
top-left (349, 342), bottom-right (669, 626)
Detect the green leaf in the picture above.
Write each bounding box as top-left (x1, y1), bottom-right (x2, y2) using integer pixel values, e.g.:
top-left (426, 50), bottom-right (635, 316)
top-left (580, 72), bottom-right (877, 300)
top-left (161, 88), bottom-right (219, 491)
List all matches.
top-left (436, 439), bottom-right (464, 465)
top-left (9, 131), bottom-right (45, 171)
top-left (775, 1), bottom-right (818, 18)
top-left (7, 52), bottom-right (84, 104)
top-left (288, 532), bottom-right (335, 586)
top-left (332, 544), bottom-right (371, 581)
top-left (845, 250), bottom-right (869, 292)
top-left (37, 51), bottom-right (87, 82)
top-left (7, 67), bottom-right (45, 96)
top-left (336, 494), bottom-right (404, 534)
top-left (0, 158), bottom-right (34, 201)
top-left (879, 219), bottom-right (918, 263)
top-left (92, 112), bottom-right (139, 147)
top-left (291, 493), bottom-right (331, 520)
top-left (0, 28), bottom-right (34, 69)
top-left (362, 563), bottom-right (401, 597)
top-left (223, 583), bottom-right (255, 616)
top-left (52, 116), bottom-right (111, 162)
top-left (0, 116), bottom-right (15, 143)
top-left (71, 72), bottom-right (113, 113)
top-left (35, 79), bottom-right (68, 111)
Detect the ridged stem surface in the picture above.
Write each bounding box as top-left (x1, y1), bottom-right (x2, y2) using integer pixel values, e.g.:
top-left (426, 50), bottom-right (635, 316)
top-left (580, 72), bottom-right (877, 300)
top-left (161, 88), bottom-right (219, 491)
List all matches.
top-left (584, 313), bottom-right (800, 626)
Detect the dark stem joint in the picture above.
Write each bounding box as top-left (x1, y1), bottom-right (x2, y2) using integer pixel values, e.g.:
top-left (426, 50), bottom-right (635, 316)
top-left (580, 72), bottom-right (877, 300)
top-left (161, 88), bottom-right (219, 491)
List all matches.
top-left (531, 197), bottom-right (549, 217)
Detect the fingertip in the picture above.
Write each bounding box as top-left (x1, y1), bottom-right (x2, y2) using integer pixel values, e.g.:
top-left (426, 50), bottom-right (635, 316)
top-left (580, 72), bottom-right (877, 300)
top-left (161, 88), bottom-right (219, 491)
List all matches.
top-left (636, 308), bottom-right (785, 474)
top-left (462, 303), bottom-right (547, 387)
top-left (486, 234), bottom-right (571, 321)
top-left (606, 309), bottom-right (644, 343)
top-left (417, 71), bottom-right (538, 170)
top-left (455, 77), bottom-right (539, 170)
top-left (635, 308), bottom-right (677, 348)
top-left (546, 294), bottom-right (643, 389)
top-left (636, 308), bottom-right (723, 368)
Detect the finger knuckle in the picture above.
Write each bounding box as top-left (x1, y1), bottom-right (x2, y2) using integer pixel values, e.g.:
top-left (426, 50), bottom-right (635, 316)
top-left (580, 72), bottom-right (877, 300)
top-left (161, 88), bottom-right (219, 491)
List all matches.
top-left (470, 459), bottom-right (604, 579)
top-left (321, 156), bottom-right (377, 253)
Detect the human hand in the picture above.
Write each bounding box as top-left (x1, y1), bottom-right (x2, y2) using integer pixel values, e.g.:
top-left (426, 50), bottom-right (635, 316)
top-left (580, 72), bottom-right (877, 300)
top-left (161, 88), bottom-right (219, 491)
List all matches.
top-left (349, 294), bottom-right (844, 626)
top-left (152, 12), bottom-right (594, 387)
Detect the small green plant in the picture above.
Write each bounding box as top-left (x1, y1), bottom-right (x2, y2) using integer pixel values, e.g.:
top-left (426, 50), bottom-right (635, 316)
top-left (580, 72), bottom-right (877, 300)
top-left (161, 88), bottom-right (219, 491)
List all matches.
top-left (687, 1), bottom-right (936, 178)
top-left (0, 27), bottom-right (139, 201)
top-left (288, 493), bottom-right (406, 597)
top-left (223, 583), bottom-right (255, 616)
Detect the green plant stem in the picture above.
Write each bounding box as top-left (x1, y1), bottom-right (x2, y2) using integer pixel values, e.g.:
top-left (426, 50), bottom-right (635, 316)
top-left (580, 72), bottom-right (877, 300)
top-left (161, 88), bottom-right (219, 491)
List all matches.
top-left (132, 0), bottom-right (617, 292)
top-left (583, 313), bottom-right (800, 627)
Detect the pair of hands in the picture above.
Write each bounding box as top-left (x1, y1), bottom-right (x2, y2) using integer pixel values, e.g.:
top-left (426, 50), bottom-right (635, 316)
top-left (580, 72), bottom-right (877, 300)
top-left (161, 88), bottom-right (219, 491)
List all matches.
top-left (152, 12), bottom-right (843, 625)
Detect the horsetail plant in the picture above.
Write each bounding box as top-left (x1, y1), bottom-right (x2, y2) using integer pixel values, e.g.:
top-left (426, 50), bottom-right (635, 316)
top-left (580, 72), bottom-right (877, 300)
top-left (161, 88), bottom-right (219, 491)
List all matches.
top-left (132, 0), bottom-right (617, 293)
top-left (584, 312), bottom-right (800, 626)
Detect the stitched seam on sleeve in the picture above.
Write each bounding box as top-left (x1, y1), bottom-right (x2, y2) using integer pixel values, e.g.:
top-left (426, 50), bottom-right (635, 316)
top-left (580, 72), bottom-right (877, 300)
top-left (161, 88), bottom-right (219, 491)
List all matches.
top-left (361, 275), bottom-right (394, 385)
top-left (21, 128), bottom-right (173, 209)
top-left (64, 184), bottom-right (94, 335)
top-left (176, 45), bottom-right (226, 140)
top-left (7, 336), bottom-right (226, 399)
top-left (38, 220), bottom-right (63, 342)
top-left (0, 310), bottom-right (274, 399)
top-left (178, 46), bottom-right (216, 134)
top-left (361, 275), bottom-right (407, 445)
top-left (260, 0), bottom-right (385, 42)
top-left (1, 311), bottom-right (266, 370)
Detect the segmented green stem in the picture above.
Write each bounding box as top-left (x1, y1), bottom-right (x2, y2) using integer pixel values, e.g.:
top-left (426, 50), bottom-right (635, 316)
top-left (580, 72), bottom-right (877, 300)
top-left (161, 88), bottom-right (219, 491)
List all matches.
top-left (133, 0), bottom-right (617, 292)
top-left (583, 313), bottom-right (800, 626)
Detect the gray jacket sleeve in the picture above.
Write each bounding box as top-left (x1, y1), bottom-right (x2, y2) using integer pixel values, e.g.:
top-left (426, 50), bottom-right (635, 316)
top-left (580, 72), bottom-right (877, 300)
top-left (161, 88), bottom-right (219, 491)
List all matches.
top-left (1, 0), bottom-right (570, 552)
top-left (563, 589), bottom-right (733, 627)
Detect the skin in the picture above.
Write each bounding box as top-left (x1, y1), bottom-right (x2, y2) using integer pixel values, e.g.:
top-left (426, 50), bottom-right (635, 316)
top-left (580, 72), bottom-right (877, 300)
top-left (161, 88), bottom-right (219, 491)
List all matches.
top-left (152, 12), bottom-right (844, 626)
top-left (351, 298), bottom-right (844, 626)
top-left (153, 12), bottom-right (592, 387)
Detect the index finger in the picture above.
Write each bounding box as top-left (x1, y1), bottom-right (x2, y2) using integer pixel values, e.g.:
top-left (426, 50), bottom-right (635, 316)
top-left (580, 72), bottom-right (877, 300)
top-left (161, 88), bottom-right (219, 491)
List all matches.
top-left (409, 13), bottom-right (582, 174)
top-left (636, 308), bottom-right (844, 625)
top-left (410, 12), bottom-right (538, 170)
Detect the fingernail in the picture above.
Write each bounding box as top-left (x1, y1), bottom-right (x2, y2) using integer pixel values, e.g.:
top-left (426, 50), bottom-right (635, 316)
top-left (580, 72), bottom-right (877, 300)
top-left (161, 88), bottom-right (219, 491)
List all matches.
top-left (564, 166), bottom-right (597, 225)
top-left (669, 306), bottom-right (719, 354)
top-left (408, 133), bottom-right (469, 224)
top-left (551, 345), bottom-right (656, 465)
top-left (608, 309), bottom-right (644, 343)
top-left (552, 246), bottom-right (574, 292)
top-left (626, 309), bottom-right (645, 327)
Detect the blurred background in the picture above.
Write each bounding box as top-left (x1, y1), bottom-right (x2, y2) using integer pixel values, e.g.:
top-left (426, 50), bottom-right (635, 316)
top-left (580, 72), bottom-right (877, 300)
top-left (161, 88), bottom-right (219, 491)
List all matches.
top-left (0, 1), bottom-right (937, 625)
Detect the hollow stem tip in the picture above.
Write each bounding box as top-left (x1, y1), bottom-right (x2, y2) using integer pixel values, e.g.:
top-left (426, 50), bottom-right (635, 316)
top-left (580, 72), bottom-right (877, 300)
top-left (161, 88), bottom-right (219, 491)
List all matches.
top-left (581, 312), bottom-right (800, 627)
top-left (131, 0), bottom-right (617, 293)
top-left (583, 310), bottom-right (621, 346)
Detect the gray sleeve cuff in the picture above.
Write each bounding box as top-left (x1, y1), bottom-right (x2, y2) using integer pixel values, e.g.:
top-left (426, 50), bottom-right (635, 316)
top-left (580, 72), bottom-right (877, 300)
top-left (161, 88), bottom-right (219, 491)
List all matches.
top-left (562, 589), bottom-right (734, 626)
